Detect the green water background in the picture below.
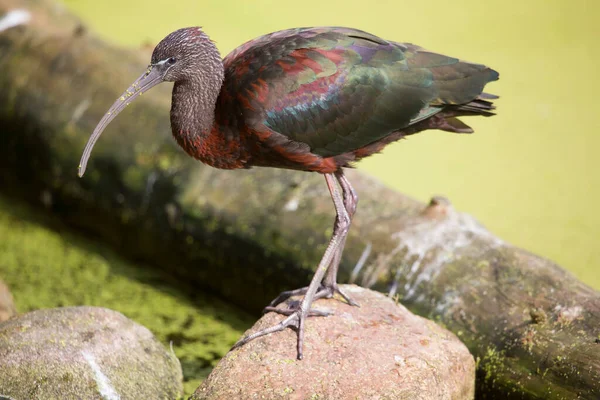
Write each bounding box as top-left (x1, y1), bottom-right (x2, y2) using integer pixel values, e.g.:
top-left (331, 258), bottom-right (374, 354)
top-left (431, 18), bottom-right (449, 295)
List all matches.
top-left (61, 0), bottom-right (600, 288)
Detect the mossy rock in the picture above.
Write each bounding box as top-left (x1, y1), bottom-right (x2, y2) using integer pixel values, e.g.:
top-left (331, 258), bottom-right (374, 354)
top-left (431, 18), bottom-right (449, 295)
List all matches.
top-left (0, 306), bottom-right (183, 399)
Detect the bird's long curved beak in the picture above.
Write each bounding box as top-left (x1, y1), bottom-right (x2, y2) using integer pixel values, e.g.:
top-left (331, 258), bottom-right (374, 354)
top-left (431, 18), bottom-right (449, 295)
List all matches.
top-left (78, 65), bottom-right (165, 177)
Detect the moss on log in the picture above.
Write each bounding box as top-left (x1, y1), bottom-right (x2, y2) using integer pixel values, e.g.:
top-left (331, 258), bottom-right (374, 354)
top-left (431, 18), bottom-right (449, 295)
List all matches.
top-left (0, 0), bottom-right (598, 398)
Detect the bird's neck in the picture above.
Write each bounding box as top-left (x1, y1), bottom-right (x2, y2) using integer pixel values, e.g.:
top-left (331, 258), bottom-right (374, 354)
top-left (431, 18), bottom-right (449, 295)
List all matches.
top-left (171, 78), bottom-right (218, 137)
top-left (170, 66), bottom-right (248, 169)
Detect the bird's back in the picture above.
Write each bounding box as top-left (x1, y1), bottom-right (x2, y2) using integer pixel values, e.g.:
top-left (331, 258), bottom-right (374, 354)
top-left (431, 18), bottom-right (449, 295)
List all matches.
top-left (216, 27), bottom-right (498, 170)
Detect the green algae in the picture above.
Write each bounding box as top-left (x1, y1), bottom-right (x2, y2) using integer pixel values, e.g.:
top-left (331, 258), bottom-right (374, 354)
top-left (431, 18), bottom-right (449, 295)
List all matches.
top-left (0, 195), bottom-right (253, 396)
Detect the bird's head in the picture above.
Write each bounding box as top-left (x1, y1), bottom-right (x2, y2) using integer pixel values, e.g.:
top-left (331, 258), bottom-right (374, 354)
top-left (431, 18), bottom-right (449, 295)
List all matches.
top-left (150, 27), bottom-right (217, 82)
top-left (78, 27), bottom-right (220, 177)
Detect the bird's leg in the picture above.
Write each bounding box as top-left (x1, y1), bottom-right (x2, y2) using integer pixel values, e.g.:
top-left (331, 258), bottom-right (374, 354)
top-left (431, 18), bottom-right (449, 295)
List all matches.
top-left (319, 170), bottom-right (359, 306)
top-left (233, 173), bottom-right (351, 359)
top-left (266, 170), bottom-right (359, 310)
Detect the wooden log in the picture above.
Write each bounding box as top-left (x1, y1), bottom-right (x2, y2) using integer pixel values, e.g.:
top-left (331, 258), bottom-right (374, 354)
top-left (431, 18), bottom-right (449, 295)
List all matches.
top-left (0, 0), bottom-right (598, 397)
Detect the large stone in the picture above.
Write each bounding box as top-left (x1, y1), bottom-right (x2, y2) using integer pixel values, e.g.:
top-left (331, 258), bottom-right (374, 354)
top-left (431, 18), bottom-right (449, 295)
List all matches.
top-left (0, 306), bottom-right (183, 399)
top-left (193, 285), bottom-right (474, 400)
top-left (0, 279), bottom-right (15, 322)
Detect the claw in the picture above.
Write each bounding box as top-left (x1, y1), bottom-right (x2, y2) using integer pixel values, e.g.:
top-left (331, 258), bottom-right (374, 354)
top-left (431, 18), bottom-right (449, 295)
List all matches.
top-left (333, 285), bottom-right (360, 307)
top-left (267, 287), bottom-right (309, 308)
top-left (238, 285), bottom-right (356, 359)
top-left (263, 305), bottom-right (332, 317)
top-left (267, 284), bottom-right (360, 310)
top-left (232, 310), bottom-right (307, 359)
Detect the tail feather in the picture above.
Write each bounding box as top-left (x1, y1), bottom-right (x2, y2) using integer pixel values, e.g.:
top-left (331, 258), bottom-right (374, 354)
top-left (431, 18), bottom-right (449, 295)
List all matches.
top-left (450, 95), bottom-right (498, 116)
top-left (430, 93), bottom-right (498, 134)
top-left (479, 92), bottom-right (499, 100)
top-left (439, 117), bottom-right (474, 133)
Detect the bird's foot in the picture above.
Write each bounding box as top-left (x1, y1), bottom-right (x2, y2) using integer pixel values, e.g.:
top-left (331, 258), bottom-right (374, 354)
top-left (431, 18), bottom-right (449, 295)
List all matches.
top-left (233, 290), bottom-right (340, 359)
top-left (324, 284), bottom-right (360, 307)
top-left (263, 299), bottom-right (332, 317)
top-left (231, 308), bottom-right (310, 360)
top-left (267, 283), bottom-right (359, 310)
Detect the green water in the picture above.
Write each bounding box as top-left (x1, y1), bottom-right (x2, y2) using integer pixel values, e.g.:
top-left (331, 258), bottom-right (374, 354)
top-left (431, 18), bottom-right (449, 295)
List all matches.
top-left (62, 0), bottom-right (600, 289)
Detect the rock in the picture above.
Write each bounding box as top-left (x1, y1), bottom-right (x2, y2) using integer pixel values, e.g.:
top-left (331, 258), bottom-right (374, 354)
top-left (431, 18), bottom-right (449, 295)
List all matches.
top-left (0, 279), bottom-right (16, 322)
top-left (193, 285), bottom-right (474, 400)
top-left (0, 306), bottom-right (183, 399)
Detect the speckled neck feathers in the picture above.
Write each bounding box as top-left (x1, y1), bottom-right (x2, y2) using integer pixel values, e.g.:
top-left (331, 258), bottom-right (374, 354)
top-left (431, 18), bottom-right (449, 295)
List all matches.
top-left (167, 29), bottom-right (245, 168)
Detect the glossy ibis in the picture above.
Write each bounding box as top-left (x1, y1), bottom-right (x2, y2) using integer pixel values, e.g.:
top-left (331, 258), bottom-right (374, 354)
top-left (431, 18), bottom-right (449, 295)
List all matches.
top-left (79, 26), bottom-right (499, 359)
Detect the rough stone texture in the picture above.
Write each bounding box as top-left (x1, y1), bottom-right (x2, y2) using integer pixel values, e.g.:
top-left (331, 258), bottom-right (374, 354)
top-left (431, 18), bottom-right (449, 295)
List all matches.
top-left (192, 285), bottom-right (475, 400)
top-left (0, 306), bottom-right (183, 399)
top-left (0, 279), bottom-right (16, 322)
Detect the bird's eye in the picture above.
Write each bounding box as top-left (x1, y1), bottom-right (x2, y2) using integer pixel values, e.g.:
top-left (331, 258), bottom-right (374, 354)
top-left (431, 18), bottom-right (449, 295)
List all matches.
top-left (167, 57), bottom-right (176, 65)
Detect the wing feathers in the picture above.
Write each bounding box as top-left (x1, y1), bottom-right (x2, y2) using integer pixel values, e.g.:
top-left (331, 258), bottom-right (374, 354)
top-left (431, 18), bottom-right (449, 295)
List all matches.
top-left (220, 27), bottom-right (498, 159)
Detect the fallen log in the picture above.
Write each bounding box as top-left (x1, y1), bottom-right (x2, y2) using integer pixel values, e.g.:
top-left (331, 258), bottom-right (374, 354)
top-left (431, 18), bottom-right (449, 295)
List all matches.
top-left (0, 0), bottom-right (598, 398)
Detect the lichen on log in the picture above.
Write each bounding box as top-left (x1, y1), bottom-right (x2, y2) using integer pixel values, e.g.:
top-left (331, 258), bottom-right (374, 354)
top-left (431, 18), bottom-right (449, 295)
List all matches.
top-left (0, 0), bottom-right (598, 398)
